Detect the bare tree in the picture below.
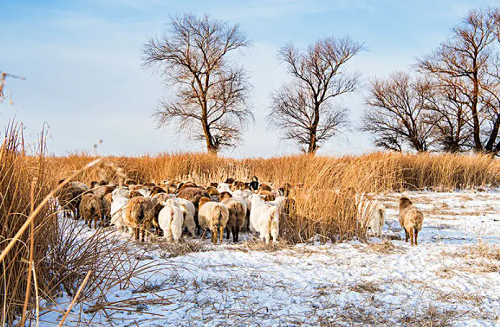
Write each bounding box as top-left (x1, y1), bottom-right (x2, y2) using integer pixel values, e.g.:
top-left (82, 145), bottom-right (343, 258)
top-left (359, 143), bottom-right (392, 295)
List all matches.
top-left (417, 7), bottom-right (500, 154)
top-left (362, 72), bottom-right (436, 152)
top-left (425, 81), bottom-right (473, 152)
top-left (269, 37), bottom-right (364, 154)
top-left (143, 13), bottom-right (253, 154)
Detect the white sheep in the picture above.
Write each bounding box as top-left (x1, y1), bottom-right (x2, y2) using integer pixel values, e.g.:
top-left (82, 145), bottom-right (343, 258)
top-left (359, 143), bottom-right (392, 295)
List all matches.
top-left (174, 197), bottom-right (197, 237)
top-left (356, 194), bottom-right (386, 237)
top-left (249, 194), bottom-right (279, 244)
top-left (110, 187), bottom-right (130, 231)
top-left (198, 197), bottom-right (229, 245)
top-left (158, 199), bottom-right (185, 242)
top-left (217, 182), bottom-right (232, 194)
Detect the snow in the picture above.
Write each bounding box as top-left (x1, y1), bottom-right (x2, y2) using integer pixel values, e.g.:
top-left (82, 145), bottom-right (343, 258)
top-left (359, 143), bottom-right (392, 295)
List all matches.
top-left (38, 190), bottom-right (500, 326)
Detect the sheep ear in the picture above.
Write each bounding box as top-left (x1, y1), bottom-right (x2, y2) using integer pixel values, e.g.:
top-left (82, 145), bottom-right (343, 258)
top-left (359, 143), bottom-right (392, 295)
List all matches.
top-left (259, 195), bottom-right (265, 199)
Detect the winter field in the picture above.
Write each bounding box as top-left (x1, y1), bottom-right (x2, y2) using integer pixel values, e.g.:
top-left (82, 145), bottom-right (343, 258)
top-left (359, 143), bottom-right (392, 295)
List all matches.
top-left (39, 190), bottom-right (500, 327)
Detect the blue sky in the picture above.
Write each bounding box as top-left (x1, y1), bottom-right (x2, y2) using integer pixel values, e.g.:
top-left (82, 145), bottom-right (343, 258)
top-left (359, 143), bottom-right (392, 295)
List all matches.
top-left (1, 0), bottom-right (497, 157)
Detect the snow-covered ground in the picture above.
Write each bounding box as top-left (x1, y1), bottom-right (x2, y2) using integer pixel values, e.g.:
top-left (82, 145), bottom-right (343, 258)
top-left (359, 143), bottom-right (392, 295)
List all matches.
top-left (40, 191), bottom-right (500, 326)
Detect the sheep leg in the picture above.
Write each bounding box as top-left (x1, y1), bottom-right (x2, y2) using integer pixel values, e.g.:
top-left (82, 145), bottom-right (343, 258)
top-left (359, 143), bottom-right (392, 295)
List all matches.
top-left (219, 226), bottom-right (224, 244)
top-left (414, 229), bottom-right (419, 246)
top-left (409, 229), bottom-right (415, 246)
top-left (233, 225), bottom-right (239, 243)
top-left (226, 227), bottom-right (230, 240)
top-left (404, 228), bottom-right (409, 242)
top-left (135, 228), bottom-right (140, 241)
top-left (212, 229), bottom-right (217, 245)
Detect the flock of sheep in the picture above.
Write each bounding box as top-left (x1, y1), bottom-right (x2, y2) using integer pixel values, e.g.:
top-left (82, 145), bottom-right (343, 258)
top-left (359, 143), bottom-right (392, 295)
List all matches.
top-left (55, 176), bottom-right (425, 246)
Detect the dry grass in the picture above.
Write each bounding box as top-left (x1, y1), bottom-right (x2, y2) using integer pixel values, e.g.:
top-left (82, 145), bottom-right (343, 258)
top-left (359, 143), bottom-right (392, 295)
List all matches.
top-left (365, 240), bottom-right (407, 254)
top-left (42, 151), bottom-right (500, 245)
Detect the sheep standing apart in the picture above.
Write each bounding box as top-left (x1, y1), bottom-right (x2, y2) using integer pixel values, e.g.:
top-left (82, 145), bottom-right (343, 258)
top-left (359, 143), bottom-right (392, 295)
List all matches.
top-left (399, 197), bottom-right (424, 246)
top-left (79, 193), bottom-right (102, 228)
top-left (110, 187), bottom-right (130, 232)
top-left (158, 199), bottom-right (185, 242)
top-left (198, 197), bottom-right (229, 245)
top-left (249, 194), bottom-right (279, 244)
top-left (220, 192), bottom-right (247, 243)
top-left (124, 197), bottom-right (154, 242)
top-left (356, 194), bottom-right (386, 237)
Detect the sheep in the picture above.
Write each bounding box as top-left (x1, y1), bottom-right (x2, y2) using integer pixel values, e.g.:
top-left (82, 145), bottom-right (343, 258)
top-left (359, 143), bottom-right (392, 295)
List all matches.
top-left (220, 192), bottom-right (247, 243)
top-left (399, 196), bottom-right (424, 246)
top-left (56, 181), bottom-right (89, 219)
top-left (158, 199), bottom-right (185, 242)
top-left (224, 177), bottom-right (235, 184)
top-left (217, 182), bottom-right (232, 194)
top-left (205, 186), bottom-right (220, 200)
top-left (110, 187), bottom-right (130, 231)
top-left (150, 193), bottom-right (174, 235)
top-left (178, 181), bottom-right (198, 192)
top-left (249, 176), bottom-right (260, 192)
top-left (124, 196), bottom-right (154, 242)
top-left (79, 193), bottom-right (102, 228)
top-left (356, 194), bottom-right (386, 237)
top-left (231, 181), bottom-right (247, 191)
top-left (101, 192), bottom-right (113, 225)
top-left (149, 186), bottom-right (166, 197)
top-left (198, 197), bottom-right (229, 245)
top-left (160, 180), bottom-right (178, 194)
top-left (178, 187), bottom-right (211, 233)
top-left (257, 188), bottom-right (275, 202)
top-left (175, 198), bottom-right (197, 237)
top-left (249, 194), bottom-right (279, 244)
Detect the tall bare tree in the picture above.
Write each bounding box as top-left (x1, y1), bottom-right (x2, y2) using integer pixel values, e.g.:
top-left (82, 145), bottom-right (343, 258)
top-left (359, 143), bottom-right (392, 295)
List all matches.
top-left (425, 81), bottom-right (473, 152)
top-left (143, 13), bottom-right (253, 154)
top-left (269, 37), bottom-right (363, 154)
top-left (417, 7), bottom-right (500, 154)
top-left (362, 72), bottom-right (436, 152)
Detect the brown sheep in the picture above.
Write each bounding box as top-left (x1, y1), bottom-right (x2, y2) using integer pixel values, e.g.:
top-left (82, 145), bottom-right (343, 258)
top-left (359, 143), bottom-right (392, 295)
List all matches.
top-left (79, 193), bottom-right (102, 228)
top-left (151, 193), bottom-right (175, 235)
top-left (56, 181), bottom-right (88, 219)
top-left (224, 177), bottom-right (235, 184)
top-left (258, 184), bottom-right (272, 192)
top-left (206, 186), bottom-right (220, 198)
top-left (198, 197), bottom-right (229, 245)
top-left (220, 192), bottom-right (246, 243)
top-left (178, 187), bottom-right (211, 233)
top-left (178, 182), bottom-right (198, 192)
top-left (124, 197), bottom-right (154, 242)
top-left (258, 189), bottom-right (275, 202)
top-left (101, 192), bottom-right (113, 225)
top-left (399, 197), bottom-right (424, 246)
top-left (231, 181), bottom-right (248, 191)
top-left (129, 184), bottom-right (144, 192)
top-left (149, 186), bottom-right (166, 197)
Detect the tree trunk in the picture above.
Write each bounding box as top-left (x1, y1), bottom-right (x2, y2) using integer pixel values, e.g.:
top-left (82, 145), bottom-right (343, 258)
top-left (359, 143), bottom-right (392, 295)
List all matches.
top-left (471, 69), bottom-right (483, 152)
top-left (307, 104), bottom-right (320, 154)
top-left (201, 105), bottom-right (218, 155)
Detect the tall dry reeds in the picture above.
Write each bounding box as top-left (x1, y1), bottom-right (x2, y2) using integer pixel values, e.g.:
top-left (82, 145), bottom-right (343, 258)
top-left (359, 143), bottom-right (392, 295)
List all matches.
top-left (42, 151), bottom-right (499, 243)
